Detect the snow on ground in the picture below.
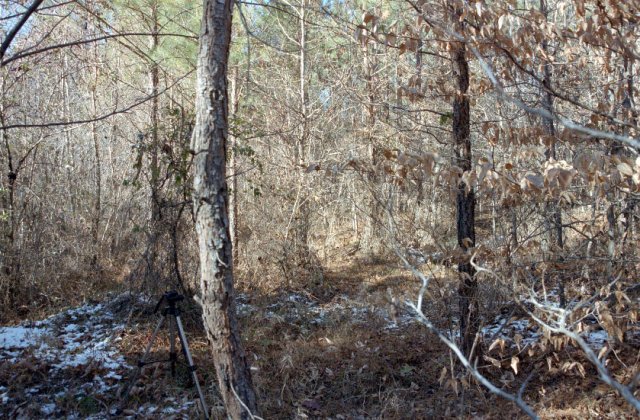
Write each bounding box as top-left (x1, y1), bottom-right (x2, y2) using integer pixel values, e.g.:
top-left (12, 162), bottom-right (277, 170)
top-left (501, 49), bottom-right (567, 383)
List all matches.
top-left (252, 291), bottom-right (619, 353)
top-left (240, 290), bottom-right (634, 357)
top-left (0, 326), bottom-right (48, 350)
top-left (482, 316), bottom-right (542, 348)
top-left (0, 294), bottom-right (196, 419)
top-left (479, 288), bottom-right (630, 351)
top-left (248, 292), bottom-right (417, 332)
top-left (3, 289), bottom-right (628, 417)
top-left (0, 290), bottom-right (416, 419)
top-left (481, 314), bottom-right (615, 351)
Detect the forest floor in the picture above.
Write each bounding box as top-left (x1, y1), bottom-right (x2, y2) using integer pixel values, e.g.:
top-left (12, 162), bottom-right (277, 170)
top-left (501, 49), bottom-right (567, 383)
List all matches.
top-left (0, 259), bottom-right (638, 419)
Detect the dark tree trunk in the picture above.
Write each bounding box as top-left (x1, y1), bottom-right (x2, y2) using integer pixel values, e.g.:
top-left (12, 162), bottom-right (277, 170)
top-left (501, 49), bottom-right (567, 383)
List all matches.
top-left (91, 62), bottom-right (101, 264)
top-left (450, 5), bottom-right (478, 358)
top-left (540, 0), bottom-right (565, 306)
top-left (150, 0), bottom-right (161, 224)
top-left (295, 0), bottom-right (311, 263)
top-left (540, 0), bottom-right (563, 250)
top-left (622, 56), bottom-right (637, 242)
top-left (541, 76), bottom-right (565, 302)
top-left (193, 1), bottom-right (258, 418)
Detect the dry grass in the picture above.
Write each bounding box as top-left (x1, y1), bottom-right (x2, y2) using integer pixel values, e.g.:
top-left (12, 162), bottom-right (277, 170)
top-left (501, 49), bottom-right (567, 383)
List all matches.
top-left (1, 258), bottom-right (638, 418)
top-left (113, 259), bottom-right (637, 418)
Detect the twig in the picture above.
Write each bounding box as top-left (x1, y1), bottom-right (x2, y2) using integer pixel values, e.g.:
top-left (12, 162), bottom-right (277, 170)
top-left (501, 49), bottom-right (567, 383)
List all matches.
top-left (394, 244), bottom-right (538, 419)
top-left (1, 32), bottom-right (196, 67)
top-left (470, 254), bottom-right (640, 413)
top-left (230, 383), bottom-right (264, 420)
top-left (527, 295), bottom-right (640, 412)
top-left (0, 0), bottom-right (45, 61)
top-left (0, 70), bottom-right (194, 130)
top-left (407, 300), bottom-right (539, 419)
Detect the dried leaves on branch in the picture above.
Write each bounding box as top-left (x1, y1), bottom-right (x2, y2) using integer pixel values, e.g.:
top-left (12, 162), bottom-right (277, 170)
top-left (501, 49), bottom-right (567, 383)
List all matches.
top-left (1, 0), bottom-right (640, 418)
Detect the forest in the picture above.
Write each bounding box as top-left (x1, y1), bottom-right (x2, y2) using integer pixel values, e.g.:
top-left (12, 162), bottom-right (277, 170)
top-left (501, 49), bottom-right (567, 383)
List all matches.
top-left (0, 0), bottom-right (639, 418)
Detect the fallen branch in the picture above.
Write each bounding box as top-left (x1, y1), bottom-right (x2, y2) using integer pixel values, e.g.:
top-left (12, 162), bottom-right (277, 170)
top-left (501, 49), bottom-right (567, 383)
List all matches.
top-left (394, 248), bottom-right (538, 419)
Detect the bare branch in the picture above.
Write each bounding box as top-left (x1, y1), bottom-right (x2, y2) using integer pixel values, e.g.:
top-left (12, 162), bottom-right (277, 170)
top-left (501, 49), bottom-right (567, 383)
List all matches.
top-left (0, 0), bottom-right (45, 61)
top-left (391, 244), bottom-right (537, 418)
top-left (407, 299), bottom-right (538, 419)
top-left (469, 256), bottom-right (640, 413)
top-left (526, 296), bottom-right (640, 412)
top-left (0, 1), bottom-right (76, 21)
top-left (1, 32), bottom-right (197, 67)
top-left (0, 70), bottom-right (194, 131)
top-left (403, 0), bottom-right (640, 152)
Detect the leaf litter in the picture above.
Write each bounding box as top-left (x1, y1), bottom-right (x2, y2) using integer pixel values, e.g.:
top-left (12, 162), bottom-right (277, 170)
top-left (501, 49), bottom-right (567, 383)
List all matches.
top-left (0, 289), bottom-right (420, 418)
top-left (2, 286), bottom-right (635, 418)
top-left (0, 293), bottom-right (196, 419)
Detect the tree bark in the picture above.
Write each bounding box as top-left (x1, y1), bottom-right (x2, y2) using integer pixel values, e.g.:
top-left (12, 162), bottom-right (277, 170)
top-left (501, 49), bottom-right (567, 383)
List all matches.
top-left (91, 79), bottom-right (102, 257)
top-left (150, 0), bottom-right (161, 224)
top-left (540, 0), bottom-right (563, 249)
top-left (622, 56), bottom-right (637, 241)
top-left (294, 0), bottom-right (311, 262)
top-left (90, 50), bottom-right (101, 261)
top-left (361, 28), bottom-right (380, 256)
top-left (450, 2), bottom-right (478, 358)
top-left (540, 0), bottom-right (565, 306)
top-left (193, 1), bottom-right (258, 418)
top-left (229, 66), bottom-right (240, 266)
top-left (147, 0), bottom-right (162, 287)
top-left (0, 99), bottom-right (17, 291)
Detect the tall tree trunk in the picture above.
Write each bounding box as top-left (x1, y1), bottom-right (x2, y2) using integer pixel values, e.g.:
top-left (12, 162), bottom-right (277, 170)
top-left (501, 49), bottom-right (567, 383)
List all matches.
top-left (294, 0), bottom-right (311, 263)
top-left (150, 0), bottom-right (161, 224)
top-left (193, 1), bottom-right (258, 418)
top-left (91, 83), bottom-right (101, 258)
top-left (0, 97), bottom-right (17, 298)
top-left (229, 66), bottom-right (240, 266)
top-left (541, 1), bottom-right (562, 249)
top-left (91, 62), bottom-right (101, 263)
top-left (540, 0), bottom-right (565, 306)
top-left (62, 55), bottom-right (76, 215)
top-left (606, 53), bottom-right (637, 273)
top-left (148, 0), bottom-right (162, 286)
top-left (450, 2), bottom-right (478, 358)
top-left (622, 56), bottom-right (637, 241)
top-left (415, 37), bottom-right (425, 207)
top-left (361, 29), bottom-right (379, 256)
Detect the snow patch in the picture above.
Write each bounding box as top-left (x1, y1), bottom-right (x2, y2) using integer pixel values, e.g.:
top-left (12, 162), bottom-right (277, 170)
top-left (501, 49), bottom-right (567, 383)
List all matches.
top-left (40, 403), bottom-right (56, 415)
top-left (483, 315), bottom-right (613, 351)
top-left (0, 326), bottom-right (47, 350)
top-left (585, 329), bottom-right (609, 350)
top-left (1, 293), bottom-right (206, 418)
top-left (255, 293), bottom-right (416, 331)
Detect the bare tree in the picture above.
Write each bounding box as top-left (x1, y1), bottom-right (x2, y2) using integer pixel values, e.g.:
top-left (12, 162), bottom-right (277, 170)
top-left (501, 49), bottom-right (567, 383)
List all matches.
top-left (192, 0), bottom-right (259, 418)
top-left (448, 0), bottom-right (478, 358)
top-left (539, 0), bottom-right (565, 306)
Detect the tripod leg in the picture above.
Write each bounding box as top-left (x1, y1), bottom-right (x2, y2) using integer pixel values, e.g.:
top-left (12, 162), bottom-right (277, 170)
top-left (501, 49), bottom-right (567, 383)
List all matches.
top-left (121, 315), bottom-right (165, 401)
top-left (175, 315), bottom-right (210, 420)
top-left (169, 315), bottom-right (177, 377)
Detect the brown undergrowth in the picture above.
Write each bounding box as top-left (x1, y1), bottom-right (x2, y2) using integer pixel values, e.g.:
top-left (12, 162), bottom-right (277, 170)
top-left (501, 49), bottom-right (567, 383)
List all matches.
top-left (1, 258), bottom-right (638, 418)
top-left (0, 261), bottom-right (132, 325)
top-left (115, 259), bottom-right (638, 418)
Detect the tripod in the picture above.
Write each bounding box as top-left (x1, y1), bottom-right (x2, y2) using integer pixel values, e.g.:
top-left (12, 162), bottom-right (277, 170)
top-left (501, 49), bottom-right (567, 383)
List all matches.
top-left (122, 291), bottom-right (209, 420)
